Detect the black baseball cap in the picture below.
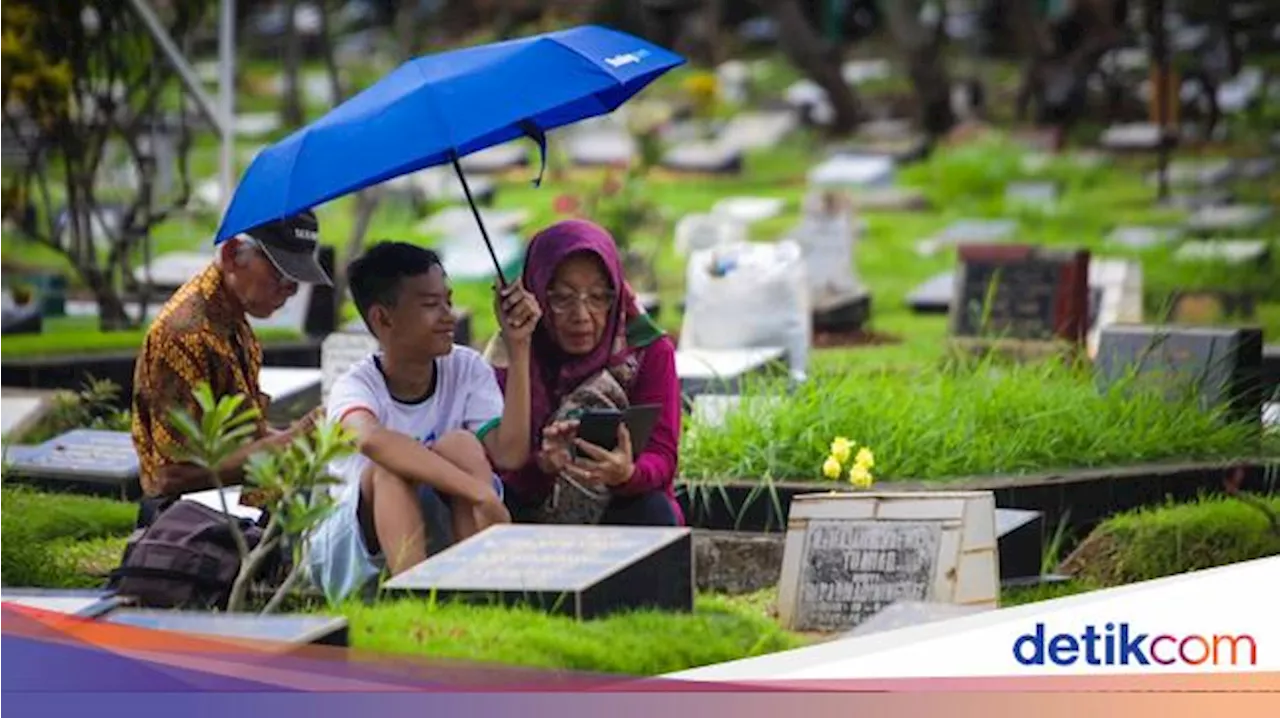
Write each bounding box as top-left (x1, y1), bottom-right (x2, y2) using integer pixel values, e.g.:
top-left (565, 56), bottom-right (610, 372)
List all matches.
top-left (243, 209), bottom-right (333, 286)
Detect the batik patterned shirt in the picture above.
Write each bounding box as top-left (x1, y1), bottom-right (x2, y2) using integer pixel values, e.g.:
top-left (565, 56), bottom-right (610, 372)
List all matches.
top-left (131, 264), bottom-right (267, 497)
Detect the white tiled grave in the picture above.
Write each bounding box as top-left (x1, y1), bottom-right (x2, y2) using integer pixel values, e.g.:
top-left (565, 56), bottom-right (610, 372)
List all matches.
top-left (661, 141), bottom-right (743, 174)
top-left (1087, 259), bottom-right (1144, 359)
top-left (134, 252), bottom-right (214, 289)
top-left (673, 213), bottom-right (748, 257)
top-left (1149, 159), bottom-right (1237, 188)
top-left (676, 347), bottom-right (787, 393)
top-left (458, 141), bottom-right (528, 173)
top-left (1, 391), bottom-right (55, 439)
top-left (915, 218), bottom-right (1017, 257)
top-left (1100, 123), bottom-right (1164, 151)
top-left (711, 196), bottom-right (785, 226)
top-left (235, 112), bottom-right (282, 138)
top-left (566, 128), bottom-right (636, 166)
top-left (418, 206), bottom-right (529, 238)
top-left (259, 367), bottom-right (322, 409)
top-left (1185, 205), bottom-right (1272, 234)
top-left (718, 111), bottom-right (798, 152)
top-left (1106, 225), bottom-right (1182, 250)
top-left (1173, 239), bottom-right (1270, 265)
top-left (807, 154), bottom-right (895, 189)
top-left (382, 167), bottom-right (496, 205)
top-left (436, 229), bottom-right (525, 282)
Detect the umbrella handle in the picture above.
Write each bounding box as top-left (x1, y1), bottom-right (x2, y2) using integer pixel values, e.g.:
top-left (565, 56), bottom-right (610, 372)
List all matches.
top-left (450, 154), bottom-right (508, 288)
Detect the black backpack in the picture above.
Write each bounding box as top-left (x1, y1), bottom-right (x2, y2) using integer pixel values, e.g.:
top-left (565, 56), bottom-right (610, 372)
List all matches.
top-left (106, 500), bottom-right (283, 610)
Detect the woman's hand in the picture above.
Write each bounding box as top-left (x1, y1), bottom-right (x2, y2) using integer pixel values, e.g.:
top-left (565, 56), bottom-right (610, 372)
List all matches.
top-left (536, 419), bottom-right (579, 476)
top-left (565, 424), bottom-right (634, 488)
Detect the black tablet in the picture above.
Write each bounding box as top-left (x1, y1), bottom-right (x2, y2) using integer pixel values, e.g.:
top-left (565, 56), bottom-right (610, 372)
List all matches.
top-left (574, 404), bottom-right (662, 459)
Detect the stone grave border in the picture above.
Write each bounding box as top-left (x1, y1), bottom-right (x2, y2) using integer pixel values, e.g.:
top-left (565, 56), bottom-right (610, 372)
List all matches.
top-left (675, 458), bottom-right (1279, 556)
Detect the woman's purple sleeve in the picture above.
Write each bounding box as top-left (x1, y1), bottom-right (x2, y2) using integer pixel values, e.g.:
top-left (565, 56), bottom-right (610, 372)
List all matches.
top-left (615, 337), bottom-right (681, 496)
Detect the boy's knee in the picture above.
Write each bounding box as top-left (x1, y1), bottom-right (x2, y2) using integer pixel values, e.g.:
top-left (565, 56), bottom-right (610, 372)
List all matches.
top-left (433, 430), bottom-right (492, 474)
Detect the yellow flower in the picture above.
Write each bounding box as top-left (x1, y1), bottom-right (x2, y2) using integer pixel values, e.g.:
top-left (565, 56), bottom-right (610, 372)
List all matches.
top-left (829, 437), bottom-right (854, 464)
top-left (849, 463), bottom-right (874, 489)
top-left (855, 447), bottom-right (875, 470)
top-left (822, 455), bottom-right (842, 480)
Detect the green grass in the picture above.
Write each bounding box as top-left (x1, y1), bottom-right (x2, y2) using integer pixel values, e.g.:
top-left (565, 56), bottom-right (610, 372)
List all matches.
top-left (1, 316), bottom-right (304, 360)
top-left (0, 485), bottom-right (137, 588)
top-left (681, 356), bottom-right (1277, 483)
top-left (1062, 494), bottom-right (1280, 587)
top-left (340, 592), bottom-right (804, 675)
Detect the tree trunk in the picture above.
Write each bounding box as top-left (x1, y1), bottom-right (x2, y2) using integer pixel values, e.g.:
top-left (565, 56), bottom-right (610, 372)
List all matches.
top-left (84, 267), bottom-right (132, 331)
top-left (318, 0), bottom-right (344, 104)
top-left (764, 0), bottom-right (860, 135)
top-left (882, 0), bottom-right (956, 138)
top-left (281, 0), bottom-right (305, 129)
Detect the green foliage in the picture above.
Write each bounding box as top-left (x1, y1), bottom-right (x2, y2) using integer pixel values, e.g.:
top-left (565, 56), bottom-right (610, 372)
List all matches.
top-left (340, 593), bottom-right (804, 675)
top-left (14, 377), bottom-right (131, 444)
top-left (1063, 495), bottom-right (1280, 587)
top-left (680, 357), bottom-right (1275, 483)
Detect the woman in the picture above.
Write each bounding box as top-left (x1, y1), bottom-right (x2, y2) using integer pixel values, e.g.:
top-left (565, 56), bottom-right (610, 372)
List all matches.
top-left (488, 219), bottom-right (683, 526)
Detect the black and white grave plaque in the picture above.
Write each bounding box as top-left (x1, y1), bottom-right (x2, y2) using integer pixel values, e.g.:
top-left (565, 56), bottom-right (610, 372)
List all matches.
top-left (384, 525), bottom-right (693, 620)
top-left (6, 429), bottom-right (139, 494)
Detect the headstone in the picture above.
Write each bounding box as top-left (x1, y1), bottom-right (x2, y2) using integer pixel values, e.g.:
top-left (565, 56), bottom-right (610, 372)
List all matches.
top-left (0, 391), bottom-right (55, 440)
top-left (259, 367), bottom-right (322, 423)
top-left (104, 610), bottom-right (349, 649)
top-left (906, 271), bottom-right (956, 314)
top-left (1095, 326), bottom-right (1265, 424)
top-left (1, 589), bottom-right (125, 618)
top-left (1100, 123), bottom-right (1164, 151)
top-left (135, 252), bottom-right (213, 291)
top-left (1151, 159), bottom-right (1236, 188)
top-left (1005, 181), bottom-right (1059, 210)
top-left (6, 429), bottom-right (139, 494)
top-left (841, 600), bottom-right (992, 639)
top-left (717, 111), bottom-right (797, 152)
top-left (1173, 239), bottom-right (1270, 266)
top-left (915, 219), bottom-right (1017, 257)
top-left (715, 60), bottom-right (751, 104)
top-left (321, 330), bottom-right (380, 403)
top-left (419, 206), bottom-right (529, 238)
top-left (1106, 225), bottom-right (1181, 250)
top-left (1087, 258), bottom-right (1144, 359)
top-left (673, 213), bottom-right (747, 257)
top-left (788, 191), bottom-right (867, 325)
top-left (437, 229), bottom-right (525, 283)
top-left (950, 244), bottom-right (1091, 352)
top-left (566, 128), bottom-right (636, 167)
top-left (996, 508), bottom-right (1044, 583)
top-left (807, 154), bottom-right (895, 188)
top-left (661, 142), bottom-right (744, 174)
top-left (458, 141), bottom-right (528, 173)
top-left (846, 186), bottom-right (929, 212)
top-left (235, 112), bottom-right (281, 138)
top-left (711, 196), bottom-right (785, 226)
top-left (383, 525), bottom-right (693, 620)
top-left (841, 59), bottom-right (892, 85)
top-left (1185, 205), bottom-right (1272, 235)
top-left (777, 491), bottom-right (1000, 633)
top-left (676, 347), bottom-right (788, 399)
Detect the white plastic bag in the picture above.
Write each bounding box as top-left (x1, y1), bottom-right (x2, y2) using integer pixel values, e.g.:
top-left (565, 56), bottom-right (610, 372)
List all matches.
top-left (679, 240), bottom-right (811, 380)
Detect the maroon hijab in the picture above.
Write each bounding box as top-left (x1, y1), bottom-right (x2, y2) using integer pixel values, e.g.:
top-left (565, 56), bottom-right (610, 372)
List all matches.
top-left (519, 219), bottom-right (643, 440)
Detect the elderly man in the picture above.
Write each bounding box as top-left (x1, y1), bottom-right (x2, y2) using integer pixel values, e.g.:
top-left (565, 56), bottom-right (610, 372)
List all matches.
top-left (131, 209), bottom-right (332, 515)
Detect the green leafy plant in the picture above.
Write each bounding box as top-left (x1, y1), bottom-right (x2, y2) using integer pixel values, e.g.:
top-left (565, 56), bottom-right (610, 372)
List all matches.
top-left (168, 382), bottom-right (354, 613)
top-left (20, 376), bottom-right (130, 444)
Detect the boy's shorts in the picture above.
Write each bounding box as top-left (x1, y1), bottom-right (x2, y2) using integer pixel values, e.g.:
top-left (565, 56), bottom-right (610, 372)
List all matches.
top-left (306, 474), bottom-right (504, 605)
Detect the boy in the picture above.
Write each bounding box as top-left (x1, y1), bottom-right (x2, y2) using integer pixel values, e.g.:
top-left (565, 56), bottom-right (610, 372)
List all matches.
top-left (307, 241), bottom-right (540, 603)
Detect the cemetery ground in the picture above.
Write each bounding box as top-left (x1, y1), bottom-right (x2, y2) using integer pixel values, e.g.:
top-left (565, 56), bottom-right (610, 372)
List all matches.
top-left (4, 51), bottom-right (1280, 672)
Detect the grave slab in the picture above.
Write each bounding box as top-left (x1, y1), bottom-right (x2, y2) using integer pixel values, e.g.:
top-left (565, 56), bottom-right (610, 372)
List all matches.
top-left (437, 230), bottom-right (525, 283)
top-left (104, 610), bottom-right (349, 650)
top-left (1105, 225), bottom-right (1182, 250)
top-left (711, 196), bottom-right (785, 226)
top-left (1, 589), bottom-right (126, 618)
top-left (1095, 325), bottom-right (1265, 424)
top-left (5, 429), bottom-right (139, 496)
top-left (1159, 189), bottom-right (1234, 212)
top-left (419, 206), bottom-right (529, 238)
top-left (841, 59), bottom-right (892, 85)
top-left (1099, 123), bottom-right (1165, 151)
top-left (259, 367), bottom-right (322, 423)
top-left (566, 128), bottom-right (636, 167)
top-left (906, 271), bottom-right (956, 314)
top-left (717, 111), bottom-right (797, 152)
top-left (135, 252), bottom-right (213, 290)
top-left (845, 186), bottom-right (929, 212)
top-left (1087, 258), bottom-right (1145, 359)
top-left (673, 213), bottom-right (748, 256)
top-left (458, 142), bottom-right (528, 173)
top-left (661, 142), bottom-right (744, 175)
top-left (384, 524), bottom-right (693, 620)
top-left (777, 492), bottom-right (1000, 633)
top-left (1, 390), bottom-right (56, 440)
top-left (235, 112), bottom-right (281, 139)
top-left (807, 155), bottom-right (895, 188)
top-left (1173, 239), bottom-right (1270, 265)
top-left (841, 600), bottom-right (992, 639)
top-left (1184, 205), bottom-right (1273, 235)
top-left (1150, 160), bottom-right (1237, 188)
top-left (676, 347), bottom-right (788, 399)
top-left (1005, 181), bottom-right (1059, 209)
top-left (1238, 157), bottom-right (1277, 181)
top-left (915, 219), bottom-right (1017, 257)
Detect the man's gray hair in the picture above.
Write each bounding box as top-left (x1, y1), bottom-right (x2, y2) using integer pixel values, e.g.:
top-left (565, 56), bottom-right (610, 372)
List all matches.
top-left (214, 234), bottom-right (262, 267)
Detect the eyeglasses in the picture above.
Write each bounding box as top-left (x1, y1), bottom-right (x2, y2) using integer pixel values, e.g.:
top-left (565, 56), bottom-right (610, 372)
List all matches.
top-left (546, 289), bottom-right (615, 315)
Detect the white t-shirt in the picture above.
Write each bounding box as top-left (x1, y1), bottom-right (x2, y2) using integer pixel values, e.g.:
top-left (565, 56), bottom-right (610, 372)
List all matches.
top-left (324, 345), bottom-right (503, 500)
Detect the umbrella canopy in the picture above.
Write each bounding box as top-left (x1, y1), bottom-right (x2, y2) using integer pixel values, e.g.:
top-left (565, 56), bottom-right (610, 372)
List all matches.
top-left (215, 25), bottom-right (684, 282)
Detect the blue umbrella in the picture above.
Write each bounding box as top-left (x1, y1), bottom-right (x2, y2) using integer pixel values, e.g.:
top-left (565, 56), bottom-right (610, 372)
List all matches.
top-left (215, 25), bottom-right (685, 285)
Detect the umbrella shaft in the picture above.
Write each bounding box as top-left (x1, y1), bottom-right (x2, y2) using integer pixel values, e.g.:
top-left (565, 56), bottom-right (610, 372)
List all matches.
top-left (451, 155), bottom-right (508, 288)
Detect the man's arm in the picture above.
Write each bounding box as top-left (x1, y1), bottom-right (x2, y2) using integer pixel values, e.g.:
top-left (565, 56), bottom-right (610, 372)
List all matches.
top-left (340, 409), bottom-right (499, 506)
